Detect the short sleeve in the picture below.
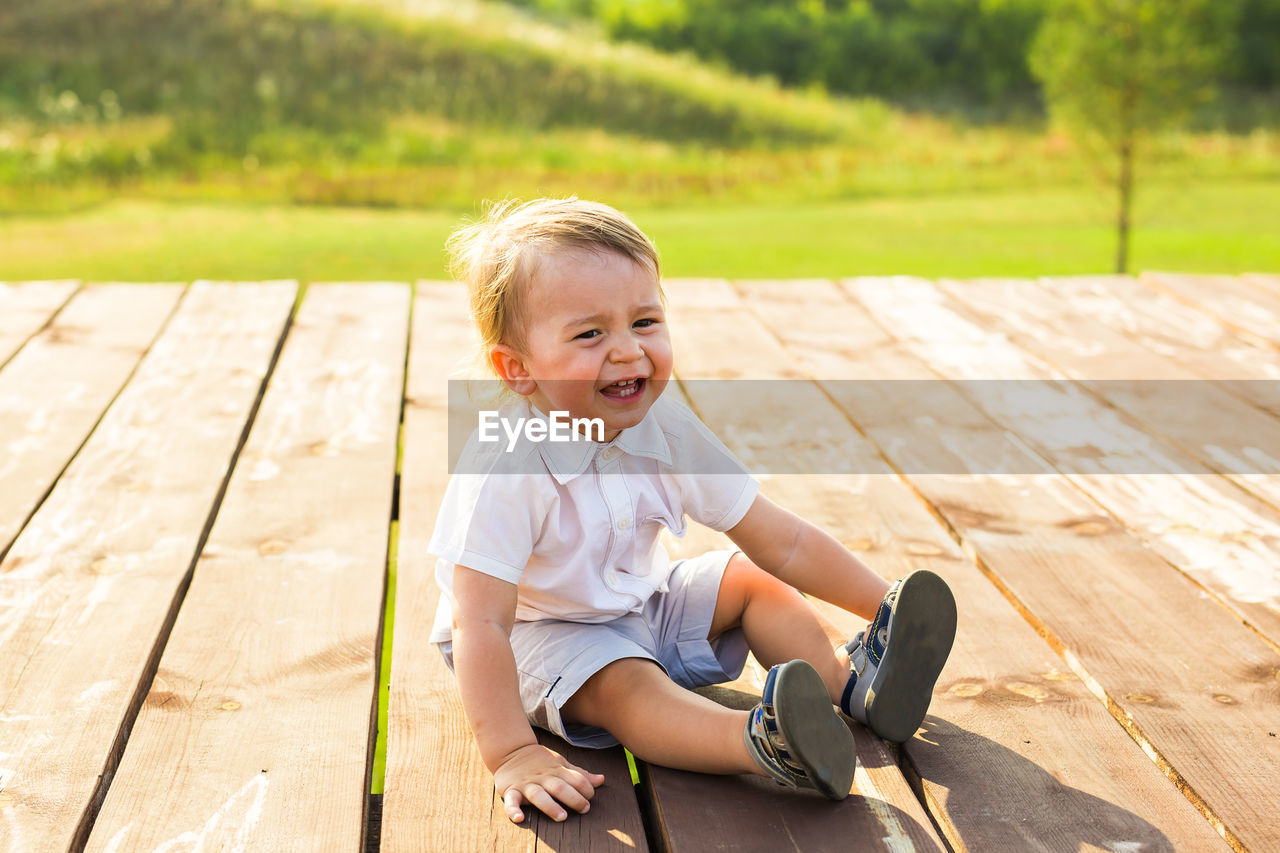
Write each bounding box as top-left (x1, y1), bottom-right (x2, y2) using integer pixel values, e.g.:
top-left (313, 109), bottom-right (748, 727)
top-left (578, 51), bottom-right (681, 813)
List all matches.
top-left (427, 438), bottom-right (551, 585)
top-left (658, 399), bottom-right (760, 532)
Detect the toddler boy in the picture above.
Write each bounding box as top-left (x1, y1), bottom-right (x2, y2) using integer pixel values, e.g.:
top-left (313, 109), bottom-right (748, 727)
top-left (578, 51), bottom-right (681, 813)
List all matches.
top-left (429, 198), bottom-right (957, 823)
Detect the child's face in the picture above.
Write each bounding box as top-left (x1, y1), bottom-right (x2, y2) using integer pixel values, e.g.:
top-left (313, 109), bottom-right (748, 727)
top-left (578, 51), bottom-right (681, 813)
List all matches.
top-left (493, 248), bottom-right (671, 442)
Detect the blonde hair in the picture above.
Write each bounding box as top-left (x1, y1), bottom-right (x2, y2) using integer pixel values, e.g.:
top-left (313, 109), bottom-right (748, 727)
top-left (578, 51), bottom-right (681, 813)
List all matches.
top-left (447, 198), bottom-right (662, 368)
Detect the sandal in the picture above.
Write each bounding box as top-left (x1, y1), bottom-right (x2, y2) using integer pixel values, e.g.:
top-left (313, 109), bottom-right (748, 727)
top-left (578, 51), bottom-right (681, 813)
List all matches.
top-left (840, 569), bottom-right (957, 743)
top-left (744, 659), bottom-right (856, 800)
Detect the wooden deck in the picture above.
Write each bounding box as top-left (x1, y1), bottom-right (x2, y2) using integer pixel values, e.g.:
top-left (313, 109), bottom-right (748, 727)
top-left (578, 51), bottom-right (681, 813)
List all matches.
top-left (1, 274), bottom-right (1278, 852)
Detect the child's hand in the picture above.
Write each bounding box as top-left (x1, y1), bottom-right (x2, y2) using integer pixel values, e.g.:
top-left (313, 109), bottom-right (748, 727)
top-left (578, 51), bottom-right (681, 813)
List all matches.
top-left (494, 742), bottom-right (606, 824)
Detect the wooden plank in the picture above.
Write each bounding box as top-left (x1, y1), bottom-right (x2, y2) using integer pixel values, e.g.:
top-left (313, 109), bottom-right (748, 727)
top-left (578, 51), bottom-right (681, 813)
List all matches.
top-left (649, 280), bottom-right (949, 850)
top-left (645, 515), bottom-right (946, 853)
top-left (895, 277), bottom-right (1280, 654)
top-left (935, 276), bottom-right (1280, 491)
top-left (842, 275), bottom-right (1280, 851)
top-left (1000, 274), bottom-right (1280, 419)
top-left (381, 283), bottom-right (647, 852)
top-left (0, 282), bottom-right (294, 852)
top-left (0, 285), bottom-right (182, 561)
top-left (0, 280), bottom-right (77, 366)
top-left (672, 279), bottom-right (1227, 851)
top-left (652, 382), bottom-right (936, 848)
top-left (1243, 272), bottom-right (1280, 301)
top-left (1142, 272), bottom-right (1280, 349)
top-left (84, 283), bottom-right (401, 852)
top-left (927, 277), bottom-right (1280, 649)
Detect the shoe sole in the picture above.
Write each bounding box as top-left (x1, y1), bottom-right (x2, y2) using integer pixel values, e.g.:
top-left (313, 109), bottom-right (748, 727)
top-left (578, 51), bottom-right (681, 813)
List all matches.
top-left (864, 570), bottom-right (957, 743)
top-left (773, 659), bottom-right (856, 800)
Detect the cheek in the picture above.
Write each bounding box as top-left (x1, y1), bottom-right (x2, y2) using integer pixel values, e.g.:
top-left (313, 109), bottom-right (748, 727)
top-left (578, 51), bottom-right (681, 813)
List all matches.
top-left (650, 337), bottom-right (674, 374)
top-left (537, 348), bottom-right (595, 380)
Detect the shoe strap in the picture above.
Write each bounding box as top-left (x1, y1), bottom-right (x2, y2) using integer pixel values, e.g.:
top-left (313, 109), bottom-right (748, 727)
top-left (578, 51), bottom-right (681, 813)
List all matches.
top-left (746, 704), bottom-right (808, 788)
top-left (865, 579), bottom-right (903, 666)
top-left (840, 639), bottom-right (870, 718)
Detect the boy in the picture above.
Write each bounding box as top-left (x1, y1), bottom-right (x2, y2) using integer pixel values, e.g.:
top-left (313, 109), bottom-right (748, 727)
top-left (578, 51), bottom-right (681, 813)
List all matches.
top-left (429, 198), bottom-right (956, 823)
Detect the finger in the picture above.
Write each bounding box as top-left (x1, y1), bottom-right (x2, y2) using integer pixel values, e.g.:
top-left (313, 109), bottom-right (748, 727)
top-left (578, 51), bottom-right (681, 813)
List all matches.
top-left (555, 765), bottom-right (596, 799)
top-left (563, 763), bottom-right (606, 795)
top-left (503, 788), bottom-right (525, 824)
top-left (524, 785), bottom-right (568, 822)
top-left (568, 760), bottom-right (606, 788)
top-left (545, 778), bottom-right (592, 815)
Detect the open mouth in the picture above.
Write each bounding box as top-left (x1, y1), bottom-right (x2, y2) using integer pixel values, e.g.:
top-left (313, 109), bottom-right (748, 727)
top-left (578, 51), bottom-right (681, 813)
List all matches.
top-left (600, 377), bottom-right (646, 401)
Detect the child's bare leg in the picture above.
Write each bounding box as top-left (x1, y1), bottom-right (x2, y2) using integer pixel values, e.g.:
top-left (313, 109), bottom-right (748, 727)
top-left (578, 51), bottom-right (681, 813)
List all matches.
top-left (561, 658), bottom-right (761, 775)
top-left (711, 553), bottom-right (852, 703)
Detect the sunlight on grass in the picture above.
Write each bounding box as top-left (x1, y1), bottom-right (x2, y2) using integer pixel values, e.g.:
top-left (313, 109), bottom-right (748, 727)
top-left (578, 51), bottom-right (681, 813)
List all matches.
top-left (2, 181), bottom-right (1275, 283)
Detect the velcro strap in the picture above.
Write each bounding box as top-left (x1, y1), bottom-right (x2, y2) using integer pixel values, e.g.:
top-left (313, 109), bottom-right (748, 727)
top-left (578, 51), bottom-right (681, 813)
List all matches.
top-left (848, 643), bottom-right (869, 677)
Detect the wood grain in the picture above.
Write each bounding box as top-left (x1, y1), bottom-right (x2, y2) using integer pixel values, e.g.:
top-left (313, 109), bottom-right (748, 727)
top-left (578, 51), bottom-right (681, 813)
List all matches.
top-left (1142, 272), bottom-right (1280, 349)
top-left (0, 282), bottom-right (293, 852)
top-left (650, 515), bottom-right (947, 853)
top-left (998, 274), bottom-right (1280, 419)
top-left (935, 276), bottom-right (1280, 497)
top-left (1242, 273), bottom-right (1280, 301)
top-left (84, 283), bottom-right (402, 852)
top-left (0, 280), bottom-right (77, 366)
top-left (734, 280), bottom-right (1239, 851)
top-left (666, 279), bottom-right (1230, 852)
top-left (842, 275), bottom-right (1280, 851)
top-left (651, 280), bottom-right (949, 851)
top-left (3, 275), bottom-right (1273, 851)
top-left (380, 283), bottom-right (647, 853)
top-left (850, 277), bottom-right (1280, 639)
top-left (0, 285), bottom-right (181, 559)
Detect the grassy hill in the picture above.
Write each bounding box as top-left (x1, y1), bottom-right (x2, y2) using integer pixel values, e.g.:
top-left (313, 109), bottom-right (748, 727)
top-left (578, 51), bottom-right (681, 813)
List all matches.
top-left (2, 0), bottom-right (1271, 215)
top-left (0, 0), bottom-right (886, 207)
top-left (1, 0), bottom-right (860, 142)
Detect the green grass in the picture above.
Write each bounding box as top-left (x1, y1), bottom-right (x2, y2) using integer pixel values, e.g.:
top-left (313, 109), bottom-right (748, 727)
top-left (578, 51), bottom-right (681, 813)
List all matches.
top-left (2, 179), bottom-right (1275, 283)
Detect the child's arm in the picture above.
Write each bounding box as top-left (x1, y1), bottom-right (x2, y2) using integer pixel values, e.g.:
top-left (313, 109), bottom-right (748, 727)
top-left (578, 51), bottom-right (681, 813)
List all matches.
top-left (451, 565), bottom-right (605, 823)
top-left (724, 494), bottom-right (891, 619)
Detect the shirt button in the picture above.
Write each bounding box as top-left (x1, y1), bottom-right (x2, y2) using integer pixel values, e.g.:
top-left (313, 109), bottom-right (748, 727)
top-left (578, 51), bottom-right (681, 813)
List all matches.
top-left (602, 447), bottom-right (618, 461)
top-left (617, 518), bottom-right (631, 531)
top-left (605, 569), bottom-right (619, 586)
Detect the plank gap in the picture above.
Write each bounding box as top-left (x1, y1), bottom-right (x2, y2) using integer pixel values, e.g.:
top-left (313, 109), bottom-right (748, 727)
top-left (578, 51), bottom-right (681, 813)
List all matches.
top-left (896, 755), bottom-right (959, 853)
top-left (364, 282), bottom-right (417, 853)
top-left (634, 758), bottom-right (674, 853)
top-left (0, 281), bottom-right (81, 373)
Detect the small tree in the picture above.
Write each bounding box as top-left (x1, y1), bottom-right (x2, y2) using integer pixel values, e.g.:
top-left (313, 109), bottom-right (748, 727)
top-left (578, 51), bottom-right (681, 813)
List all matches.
top-left (1030, 0), bottom-right (1234, 273)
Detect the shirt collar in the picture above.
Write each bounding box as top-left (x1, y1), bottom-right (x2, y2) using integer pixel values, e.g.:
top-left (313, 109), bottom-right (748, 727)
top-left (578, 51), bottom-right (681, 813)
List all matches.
top-left (612, 400), bottom-right (674, 466)
top-left (529, 398), bottom-right (674, 484)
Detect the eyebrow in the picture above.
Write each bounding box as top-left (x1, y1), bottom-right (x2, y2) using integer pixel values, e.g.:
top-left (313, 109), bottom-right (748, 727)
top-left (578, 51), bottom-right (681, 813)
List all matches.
top-left (562, 303), bottom-right (664, 330)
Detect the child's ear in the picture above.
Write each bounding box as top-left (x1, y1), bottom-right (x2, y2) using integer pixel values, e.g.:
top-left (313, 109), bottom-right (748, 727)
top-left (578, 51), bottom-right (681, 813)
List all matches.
top-left (490, 344), bottom-right (537, 396)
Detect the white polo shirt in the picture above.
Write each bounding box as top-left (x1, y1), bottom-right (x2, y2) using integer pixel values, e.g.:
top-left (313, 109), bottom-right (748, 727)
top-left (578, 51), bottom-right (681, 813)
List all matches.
top-left (427, 393), bottom-right (760, 644)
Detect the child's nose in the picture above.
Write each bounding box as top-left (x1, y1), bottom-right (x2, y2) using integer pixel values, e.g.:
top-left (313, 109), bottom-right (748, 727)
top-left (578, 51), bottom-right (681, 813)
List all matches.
top-left (609, 334), bottom-right (644, 362)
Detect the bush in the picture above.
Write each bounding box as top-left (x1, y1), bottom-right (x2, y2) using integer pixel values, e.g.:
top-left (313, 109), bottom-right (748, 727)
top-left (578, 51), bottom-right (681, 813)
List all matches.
top-left (511, 0), bottom-right (1047, 114)
top-left (509, 0), bottom-right (1280, 121)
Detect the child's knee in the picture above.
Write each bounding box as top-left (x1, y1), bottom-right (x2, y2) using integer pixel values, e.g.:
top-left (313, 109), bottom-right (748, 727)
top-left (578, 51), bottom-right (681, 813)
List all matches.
top-left (712, 553), bottom-right (797, 635)
top-left (563, 657), bottom-right (664, 725)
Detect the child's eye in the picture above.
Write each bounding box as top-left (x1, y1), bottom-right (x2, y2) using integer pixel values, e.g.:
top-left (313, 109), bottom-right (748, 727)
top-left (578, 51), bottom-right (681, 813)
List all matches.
top-left (574, 329), bottom-right (601, 340)
top-left (634, 318), bottom-right (660, 329)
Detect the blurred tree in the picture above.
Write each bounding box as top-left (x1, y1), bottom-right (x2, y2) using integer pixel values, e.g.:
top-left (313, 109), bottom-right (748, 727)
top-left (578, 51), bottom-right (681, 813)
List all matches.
top-left (1030, 0), bottom-right (1235, 273)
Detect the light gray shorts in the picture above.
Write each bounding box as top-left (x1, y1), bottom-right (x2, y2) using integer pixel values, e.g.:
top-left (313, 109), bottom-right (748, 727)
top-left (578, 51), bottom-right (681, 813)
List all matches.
top-left (437, 549), bottom-right (749, 748)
